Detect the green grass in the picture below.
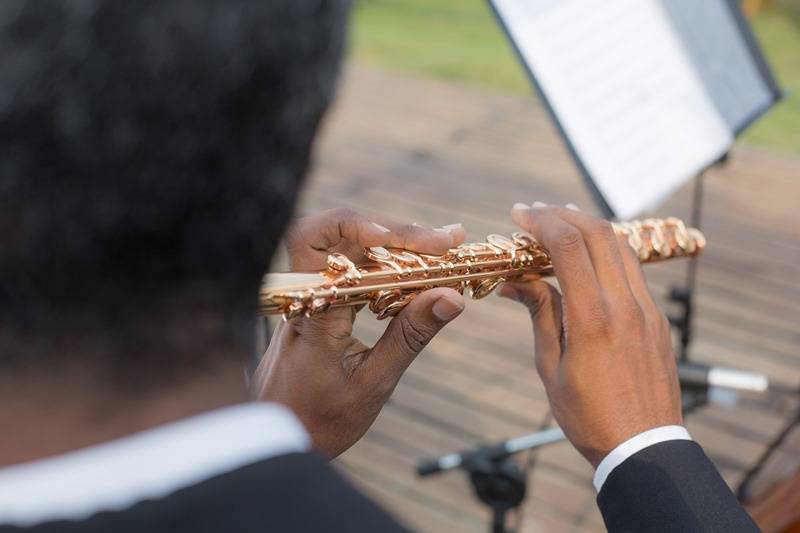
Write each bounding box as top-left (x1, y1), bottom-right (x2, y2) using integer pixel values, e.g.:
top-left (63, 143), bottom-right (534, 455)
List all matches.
top-left (351, 0), bottom-right (800, 154)
top-left (350, 0), bottom-right (529, 93)
top-left (741, 1), bottom-right (800, 152)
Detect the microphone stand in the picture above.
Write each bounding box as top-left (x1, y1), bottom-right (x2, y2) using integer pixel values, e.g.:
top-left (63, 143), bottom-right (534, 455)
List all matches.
top-left (416, 428), bottom-right (566, 533)
top-left (415, 363), bottom-right (770, 533)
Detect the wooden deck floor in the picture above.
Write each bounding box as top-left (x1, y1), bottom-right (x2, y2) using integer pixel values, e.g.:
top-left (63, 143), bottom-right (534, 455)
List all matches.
top-left (296, 65), bottom-right (800, 532)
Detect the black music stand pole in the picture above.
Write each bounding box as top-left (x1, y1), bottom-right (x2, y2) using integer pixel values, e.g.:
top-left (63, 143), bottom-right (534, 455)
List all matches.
top-left (669, 169), bottom-right (705, 362)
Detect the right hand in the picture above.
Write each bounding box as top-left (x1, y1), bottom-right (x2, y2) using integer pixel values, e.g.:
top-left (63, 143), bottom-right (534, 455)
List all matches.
top-left (498, 203), bottom-right (682, 467)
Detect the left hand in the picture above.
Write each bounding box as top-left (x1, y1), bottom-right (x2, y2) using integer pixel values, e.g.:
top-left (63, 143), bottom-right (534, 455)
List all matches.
top-left (252, 208), bottom-right (466, 457)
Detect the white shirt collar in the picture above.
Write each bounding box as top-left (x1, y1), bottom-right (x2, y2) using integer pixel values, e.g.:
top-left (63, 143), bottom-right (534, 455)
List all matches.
top-left (0, 402), bottom-right (310, 527)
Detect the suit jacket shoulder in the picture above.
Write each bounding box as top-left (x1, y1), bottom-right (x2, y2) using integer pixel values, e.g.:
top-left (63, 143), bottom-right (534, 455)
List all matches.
top-left (0, 452), bottom-right (409, 533)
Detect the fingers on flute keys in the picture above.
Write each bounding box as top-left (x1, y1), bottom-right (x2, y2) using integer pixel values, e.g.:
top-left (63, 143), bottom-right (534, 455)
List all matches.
top-left (510, 203), bottom-right (654, 325)
top-left (288, 207), bottom-right (465, 270)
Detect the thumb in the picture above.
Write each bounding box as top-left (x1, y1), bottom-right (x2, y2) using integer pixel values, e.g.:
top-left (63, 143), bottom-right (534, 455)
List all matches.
top-left (498, 281), bottom-right (563, 386)
top-left (364, 288), bottom-right (465, 387)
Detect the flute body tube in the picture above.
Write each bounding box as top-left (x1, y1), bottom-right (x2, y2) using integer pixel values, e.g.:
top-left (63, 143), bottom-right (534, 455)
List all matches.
top-left (260, 217), bottom-right (705, 320)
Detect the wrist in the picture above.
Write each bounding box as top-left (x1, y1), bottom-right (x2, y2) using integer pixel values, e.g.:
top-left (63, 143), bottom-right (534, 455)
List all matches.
top-left (592, 425), bottom-right (692, 491)
top-left (582, 415), bottom-right (685, 468)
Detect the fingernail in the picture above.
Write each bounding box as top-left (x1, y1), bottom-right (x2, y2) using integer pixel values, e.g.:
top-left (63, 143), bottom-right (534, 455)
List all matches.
top-left (411, 221), bottom-right (421, 227)
top-left (433, 227), bottom-right (448, 233)
top-left (372, 222), bottom-right (391, 233)
top-left (513, 202), bottom-right (530, 210)
top-left (442, 223), bottom-right (463, 232)
top-left (532, 201), bottom-right (547, 208)
top-left (432, 293), bottom-right (465, 321)
top-left (565, 203), bottom-right (580, 211)
top-left (497, 285), bottom-right (520, 302)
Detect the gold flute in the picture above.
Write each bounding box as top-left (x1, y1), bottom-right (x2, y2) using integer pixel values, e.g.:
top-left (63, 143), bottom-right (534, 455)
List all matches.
top-left (260, 217), bottom-right (705, 320)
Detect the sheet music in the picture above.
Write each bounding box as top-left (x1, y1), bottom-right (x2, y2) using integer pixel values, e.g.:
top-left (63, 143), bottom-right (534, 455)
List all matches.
top-left (660, 0), bottom-right (775, 132)
top-left (491, 0), bottom-right (733, 219)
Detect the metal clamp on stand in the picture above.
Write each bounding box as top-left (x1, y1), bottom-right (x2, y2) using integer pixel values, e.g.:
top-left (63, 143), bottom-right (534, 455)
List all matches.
top-left (416, 428), bottom-right (565, 533)
top-left (467, 457), bottom-right (527, 533)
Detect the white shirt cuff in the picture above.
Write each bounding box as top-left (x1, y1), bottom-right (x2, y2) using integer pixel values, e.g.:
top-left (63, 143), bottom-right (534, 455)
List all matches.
top-left (593, 425), bottom-right (692, 492)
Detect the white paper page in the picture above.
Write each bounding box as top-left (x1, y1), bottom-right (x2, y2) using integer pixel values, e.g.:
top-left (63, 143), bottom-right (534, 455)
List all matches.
top-left (492, 0), bottom-right (733, 219)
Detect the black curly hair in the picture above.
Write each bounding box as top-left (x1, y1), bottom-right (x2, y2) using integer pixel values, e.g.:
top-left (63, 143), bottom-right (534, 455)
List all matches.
top-left (0, 0), bottom-right (349, 385)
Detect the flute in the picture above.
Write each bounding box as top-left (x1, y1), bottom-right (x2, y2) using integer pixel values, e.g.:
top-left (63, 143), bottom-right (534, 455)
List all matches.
top-left (260, 217), bottom-right (705, 320)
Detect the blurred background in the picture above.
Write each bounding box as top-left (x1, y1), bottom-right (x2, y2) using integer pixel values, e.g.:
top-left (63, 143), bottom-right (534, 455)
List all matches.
top-left (350, 0), bottom-right (799, 152)
top-left (290, 1), bottom-right (800, 531)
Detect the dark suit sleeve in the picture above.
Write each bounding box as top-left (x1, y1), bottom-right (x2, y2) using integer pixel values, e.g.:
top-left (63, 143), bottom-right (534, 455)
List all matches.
top-left (597, 440), bottom-right (760, 532)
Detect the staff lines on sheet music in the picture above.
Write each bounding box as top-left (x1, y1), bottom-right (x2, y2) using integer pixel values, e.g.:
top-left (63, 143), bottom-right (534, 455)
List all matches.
top-left (493, 0), bottom-right (737, 215)
top-left (526, 0), bottom-right (724, 188)
top-left (547, 23), bottom-right (676, 98)
top-left (573, 64), bottom-right (674, 125)
top-left (544, 82), bottom-right (679, 170)
top-left (532, 1), bottom-right (688, 129)
top-left (534, 2), bottom-right (649, 77)
top-left (589, 82), bottom-right (679, 146)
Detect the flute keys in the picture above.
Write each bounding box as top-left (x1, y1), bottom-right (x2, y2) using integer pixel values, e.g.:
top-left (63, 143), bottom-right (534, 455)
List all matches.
top-left (511, 231), bottom-right (537, 248)
top-left (327, 253), bottom-right (354, 272)
top-left (306, 298), bottom-right (331, 316)
top-left (370, 289), bottom-right (401, 315)
top-left (687, 228), bottom-right (706, 254)
top-left (285, 301), bottom-right (306, 320)
top-left (372, 290), bottom-right (415, 320)
top-left (471, 277), bottom-right (505, 299)
top-left (617, 221), bottom-right (650, 261)
top-left (366, 246), bottom-right (405, 275)
top-left (366, 246), bottom-right (393, 262)
top-left (487, 234), bottom-right (517, 252)
top-left (643, 219), bottom-right (672, 258)
top-left (390, 250), bottom-right (430, 270)
top-left (376, 298), bottom-right (412, 320)
top-left (664, 217), bottom-right (690, 253)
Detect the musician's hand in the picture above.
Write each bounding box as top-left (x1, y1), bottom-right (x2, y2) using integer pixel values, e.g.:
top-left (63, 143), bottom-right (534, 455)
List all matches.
top-left (253, 208), bottom-right (466, 458)
top-left (499, 203), bottom-right (682, 467)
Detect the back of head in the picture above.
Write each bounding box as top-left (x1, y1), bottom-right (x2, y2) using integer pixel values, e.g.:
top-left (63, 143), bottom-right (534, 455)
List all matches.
top-left (0, 0), bottom-right (349, 386)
